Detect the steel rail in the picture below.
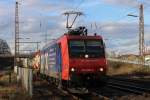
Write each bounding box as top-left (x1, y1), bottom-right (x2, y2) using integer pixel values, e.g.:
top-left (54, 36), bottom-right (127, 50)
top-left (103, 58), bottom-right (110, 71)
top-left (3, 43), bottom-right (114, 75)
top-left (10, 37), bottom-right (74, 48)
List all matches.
top-left (107, 81), bottom-right (150, 95)
top-left (109, 80), bottom-right (150, 92)
top-left (107, 84), bottom-right (143, 95)
top-left (91, 92), bottom-right (111, 100)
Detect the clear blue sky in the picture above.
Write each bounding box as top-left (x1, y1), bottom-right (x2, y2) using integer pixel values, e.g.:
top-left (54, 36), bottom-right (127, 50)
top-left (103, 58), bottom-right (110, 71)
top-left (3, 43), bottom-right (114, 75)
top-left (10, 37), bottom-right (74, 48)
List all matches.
top-left (0, 0), bottom-right (150, 54)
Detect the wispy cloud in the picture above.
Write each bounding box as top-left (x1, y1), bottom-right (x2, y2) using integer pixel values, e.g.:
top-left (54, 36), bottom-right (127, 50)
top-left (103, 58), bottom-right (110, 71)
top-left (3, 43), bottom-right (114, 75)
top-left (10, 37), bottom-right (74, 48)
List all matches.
top-left (103, 0), bottom-right (139, 7)
top-left (0, 0), bottom-right (150, 54)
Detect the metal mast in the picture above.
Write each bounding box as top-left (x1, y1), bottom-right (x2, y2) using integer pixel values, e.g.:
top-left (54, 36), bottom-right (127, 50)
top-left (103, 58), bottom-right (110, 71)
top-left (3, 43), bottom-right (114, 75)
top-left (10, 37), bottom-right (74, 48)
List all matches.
top-left (139, 4), bottom-right (145, 64)
top-left (14, 1), bottom-right (20, 67)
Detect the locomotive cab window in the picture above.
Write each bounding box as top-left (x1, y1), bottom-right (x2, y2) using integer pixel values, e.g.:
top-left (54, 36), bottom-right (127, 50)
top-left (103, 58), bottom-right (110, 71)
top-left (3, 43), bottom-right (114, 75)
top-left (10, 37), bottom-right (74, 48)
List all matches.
top-left (86, 41), bottom-right (103, 52)
top-left (69, 40), bottom-right (85, 52)
top-left (86, 40), bottom-right (105, 57)
top-left (69, 40), bottom-right (105, 58)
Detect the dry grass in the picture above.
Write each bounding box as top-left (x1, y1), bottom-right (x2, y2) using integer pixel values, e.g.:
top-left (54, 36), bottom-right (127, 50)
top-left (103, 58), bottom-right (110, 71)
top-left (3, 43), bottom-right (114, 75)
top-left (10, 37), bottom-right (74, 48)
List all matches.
top-left (107, 61), bottom-right (150, 77)
top-left (116, 93), bottom-right (150, 100)
top-left (0, 71), bottom-right (17, 85)
top-left (0, 71), bottom-right (31, 100)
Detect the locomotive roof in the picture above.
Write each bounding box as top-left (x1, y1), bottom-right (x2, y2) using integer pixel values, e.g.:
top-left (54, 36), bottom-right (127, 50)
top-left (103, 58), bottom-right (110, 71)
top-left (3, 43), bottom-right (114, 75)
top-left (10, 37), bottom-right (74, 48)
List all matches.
top-left (42, 34), bottom-right (103, 51)
top-left (58, 34), bottom-right (103, 40)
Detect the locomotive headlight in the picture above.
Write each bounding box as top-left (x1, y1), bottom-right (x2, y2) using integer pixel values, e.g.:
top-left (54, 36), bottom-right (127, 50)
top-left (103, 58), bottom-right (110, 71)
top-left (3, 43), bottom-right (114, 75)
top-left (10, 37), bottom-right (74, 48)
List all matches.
top-left (100, 68), bottom-right (104, 71)
top-left (85, 54), bottom-right (89, 58)
top-left (71, 68), bottom-right (75, 72)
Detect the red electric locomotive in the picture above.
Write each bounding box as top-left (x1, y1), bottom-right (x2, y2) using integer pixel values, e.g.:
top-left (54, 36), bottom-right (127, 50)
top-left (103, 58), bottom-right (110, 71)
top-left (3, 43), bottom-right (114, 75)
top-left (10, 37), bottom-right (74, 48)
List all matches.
top-left (40, 27), bottom-right (107, 88)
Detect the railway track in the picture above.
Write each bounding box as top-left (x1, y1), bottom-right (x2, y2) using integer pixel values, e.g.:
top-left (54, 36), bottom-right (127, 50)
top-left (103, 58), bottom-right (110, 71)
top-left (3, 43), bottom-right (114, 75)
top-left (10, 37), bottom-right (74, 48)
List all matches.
top-left (107, 77), bottom-right (150, 95)
top-left (68, 92), bottom-right (110, 100)
top-left (60, 87), bottom-right (111, 100)
top-left (33, 78), bottom-right (111, 100)
top-left (33, 76), bottom-right (150, 99)
top-left (87, 76), bottom-right (150, 99)
top-left (91, 92), bottom-right (111, 100)
top-left (32, 79), bottom-right (77, 100)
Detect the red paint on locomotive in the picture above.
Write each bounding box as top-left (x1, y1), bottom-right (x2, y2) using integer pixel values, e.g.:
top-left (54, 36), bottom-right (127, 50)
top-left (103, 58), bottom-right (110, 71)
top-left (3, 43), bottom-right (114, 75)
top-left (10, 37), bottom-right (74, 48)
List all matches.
top-left (57, 34), bottom-right (107, 80)
top-left (58, 35), bottom-right (70, 80)
top-left (39, 31), bottom-right (107, 87)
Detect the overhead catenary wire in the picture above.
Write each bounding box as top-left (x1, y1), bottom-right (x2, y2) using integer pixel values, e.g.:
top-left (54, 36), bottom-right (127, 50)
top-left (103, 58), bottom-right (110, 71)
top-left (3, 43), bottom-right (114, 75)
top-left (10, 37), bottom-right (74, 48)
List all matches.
top-left (74, 0), bottom-right (85, 11)
top-left (87, 2), bottom-right (140, 32)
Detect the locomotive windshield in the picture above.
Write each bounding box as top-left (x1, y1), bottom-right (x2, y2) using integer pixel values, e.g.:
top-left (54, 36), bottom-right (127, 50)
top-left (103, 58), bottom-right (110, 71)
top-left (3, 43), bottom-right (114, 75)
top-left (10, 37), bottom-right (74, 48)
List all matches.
top-left (69, 41), bottom-right (85, 53)
top-left (69, 40), bottom-right (105, 58)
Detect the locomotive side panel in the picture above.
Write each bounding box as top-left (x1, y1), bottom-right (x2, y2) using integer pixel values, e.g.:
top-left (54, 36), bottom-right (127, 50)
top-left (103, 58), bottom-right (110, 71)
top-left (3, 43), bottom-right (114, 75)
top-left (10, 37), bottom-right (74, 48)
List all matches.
top-left (55, 44), bottom-right (62, 80)
top-left (40, 43), bottom-right (58, 79)
top-left (44, 44), bottom-right (60, 79)
top-left (59, 36), bottom-right (70, 80)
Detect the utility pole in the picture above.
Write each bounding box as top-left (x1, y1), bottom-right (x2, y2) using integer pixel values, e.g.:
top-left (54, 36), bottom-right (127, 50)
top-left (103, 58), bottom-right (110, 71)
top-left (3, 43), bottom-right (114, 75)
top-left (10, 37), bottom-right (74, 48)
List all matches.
top-left (14, 1), bottom-right (20, 68)
top-left (36, 42), bottom-right (40, 51)
top-left (139, 4), bottom-right (145, 65)
top-left (127, 4), bottom-right (145, 65)
top-left (45, 32), bottom-right (48, 45)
